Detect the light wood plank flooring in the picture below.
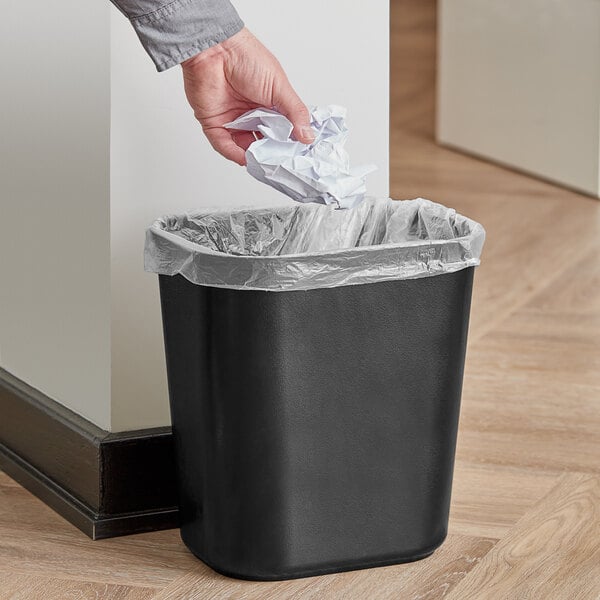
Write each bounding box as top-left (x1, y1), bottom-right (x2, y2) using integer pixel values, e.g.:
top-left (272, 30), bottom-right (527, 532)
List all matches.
top-left (1, 1), bottom-right (599, 598)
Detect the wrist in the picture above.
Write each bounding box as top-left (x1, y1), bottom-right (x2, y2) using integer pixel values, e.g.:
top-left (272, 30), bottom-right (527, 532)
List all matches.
top-left (181, 27), bottom-right (250, 71)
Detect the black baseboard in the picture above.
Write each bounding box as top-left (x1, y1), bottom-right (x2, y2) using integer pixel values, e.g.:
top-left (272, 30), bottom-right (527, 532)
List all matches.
top-left (0, 368), bottom-right (179, 539)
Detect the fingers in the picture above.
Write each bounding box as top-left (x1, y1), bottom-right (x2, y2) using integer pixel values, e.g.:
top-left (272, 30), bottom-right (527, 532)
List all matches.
top-left (274, 83), bottom-right (315, 145)
top-left (231, 130), bottom-right (260, 152)
top-left (203, 127), bottom-right (247, 166)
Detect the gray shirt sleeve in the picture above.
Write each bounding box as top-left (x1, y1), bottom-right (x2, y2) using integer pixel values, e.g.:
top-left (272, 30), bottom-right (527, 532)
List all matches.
top-left (111, 0), bottom-right (244, 72)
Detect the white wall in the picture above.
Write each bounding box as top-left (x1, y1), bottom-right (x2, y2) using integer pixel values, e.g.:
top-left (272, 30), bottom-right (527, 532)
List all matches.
top-left (1, 0), bottom-right (389, 433)
top-left (0, 0), bottom-right (112, 429)
top-left (110, 0), bottom-right (390, 431)
top-left (438, 0), bottom-right (600, 197)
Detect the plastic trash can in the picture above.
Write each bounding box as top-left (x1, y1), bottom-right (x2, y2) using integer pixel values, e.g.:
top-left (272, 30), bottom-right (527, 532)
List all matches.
top-left (145, 198), bottom-right (485, 581)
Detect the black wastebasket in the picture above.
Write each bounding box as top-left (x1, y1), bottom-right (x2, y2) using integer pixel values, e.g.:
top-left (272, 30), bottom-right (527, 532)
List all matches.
top-left (145, 198), bottom-right (485, 581)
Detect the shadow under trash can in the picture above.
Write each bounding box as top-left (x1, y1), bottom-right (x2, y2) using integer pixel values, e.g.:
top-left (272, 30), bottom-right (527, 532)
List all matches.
top-left (145, 197), bottom-right (485, 581)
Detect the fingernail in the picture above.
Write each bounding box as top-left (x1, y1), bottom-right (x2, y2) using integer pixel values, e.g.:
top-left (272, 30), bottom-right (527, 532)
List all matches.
top-left (301, 126), bottom-right (316, 142)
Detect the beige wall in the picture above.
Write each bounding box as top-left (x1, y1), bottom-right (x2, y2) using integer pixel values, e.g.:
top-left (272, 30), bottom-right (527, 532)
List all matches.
top-left (0, 0), bottom-right (112, 429)
top-left (1, 0), bottom-right (389, 432)
top-left (438, 0), bottom-right (600, 197)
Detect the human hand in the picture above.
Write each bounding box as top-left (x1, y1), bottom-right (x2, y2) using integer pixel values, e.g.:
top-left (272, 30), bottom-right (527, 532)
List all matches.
top-left (181, 27), bottom-right (315, 166)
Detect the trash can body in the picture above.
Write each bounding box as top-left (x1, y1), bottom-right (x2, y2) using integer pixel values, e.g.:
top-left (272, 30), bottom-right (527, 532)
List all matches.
top-left (159, 266), bottom-right (474, 580)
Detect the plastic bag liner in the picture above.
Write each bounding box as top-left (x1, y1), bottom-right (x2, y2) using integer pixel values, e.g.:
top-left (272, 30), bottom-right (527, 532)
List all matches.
top-left (144, 197), bottom-right (485, 292)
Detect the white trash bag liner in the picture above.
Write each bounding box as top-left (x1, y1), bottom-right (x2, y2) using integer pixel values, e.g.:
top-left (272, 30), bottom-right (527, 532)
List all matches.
top-left (144, 197), bottom-right (485, 291)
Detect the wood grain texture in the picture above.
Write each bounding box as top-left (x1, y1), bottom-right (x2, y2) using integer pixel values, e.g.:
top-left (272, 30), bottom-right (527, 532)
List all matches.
top-left (390, 125), bottom-right (600, 342)
top-left (445, 474), bottom-right (600, 600)
top-left (390, 0), bottom-right (437, 136)
top-left (0, 472), bottom-right (197, 588)
top-left (151, 535), bottom-right (496, 600)
top-left (0, 573), bottom-right (156, 600)
top-left (456, 242), bottom-right (600, 476)
top-left (449, 462), bottom-right (558, 539)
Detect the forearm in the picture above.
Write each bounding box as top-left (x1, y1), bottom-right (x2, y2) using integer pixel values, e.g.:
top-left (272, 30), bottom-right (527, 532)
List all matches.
top-left (110, 0), bottom-right (244, 71)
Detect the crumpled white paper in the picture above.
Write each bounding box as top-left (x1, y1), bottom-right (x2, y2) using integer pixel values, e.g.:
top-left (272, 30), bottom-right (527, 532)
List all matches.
top-left (224, 105), bottom-right (376, 210)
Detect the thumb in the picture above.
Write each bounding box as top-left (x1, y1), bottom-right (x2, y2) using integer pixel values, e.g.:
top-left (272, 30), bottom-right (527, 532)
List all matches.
top-left (274, 82), bottom-right (315, 144)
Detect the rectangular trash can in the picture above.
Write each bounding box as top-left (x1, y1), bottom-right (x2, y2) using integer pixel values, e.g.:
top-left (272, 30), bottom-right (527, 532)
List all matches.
top-left (145, 197), bottom-right (485, 581)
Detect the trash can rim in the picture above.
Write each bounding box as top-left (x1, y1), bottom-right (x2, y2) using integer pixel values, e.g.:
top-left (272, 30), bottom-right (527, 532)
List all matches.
top-left (144, 197), bottom-right (485, 291)
top-left (147, 197), bottom-right (484, 261)
top-left (148, 223), bottom-right (480, 261)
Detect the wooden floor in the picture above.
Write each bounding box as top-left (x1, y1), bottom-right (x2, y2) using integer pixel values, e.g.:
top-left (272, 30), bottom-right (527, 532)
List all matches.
top-left (2, 1), bottom-right (599, 598)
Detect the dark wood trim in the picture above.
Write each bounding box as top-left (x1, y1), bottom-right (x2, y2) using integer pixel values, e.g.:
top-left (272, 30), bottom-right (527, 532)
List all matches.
top-left (0, 442), bottom-right (100, 537)
top-left (0, 368), bottom-right (179, 539)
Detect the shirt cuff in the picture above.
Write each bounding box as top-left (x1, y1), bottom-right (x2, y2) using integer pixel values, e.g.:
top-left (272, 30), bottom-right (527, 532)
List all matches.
top-left (112, 0), bottom-right (245, 71)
